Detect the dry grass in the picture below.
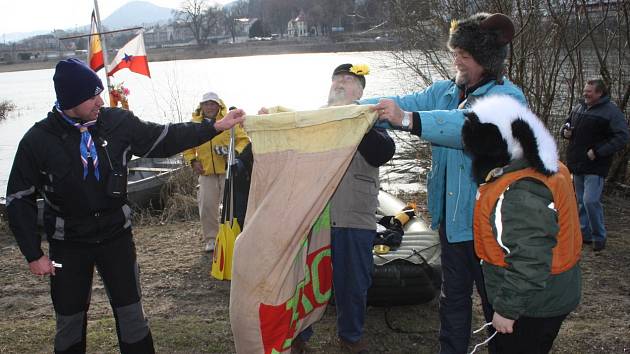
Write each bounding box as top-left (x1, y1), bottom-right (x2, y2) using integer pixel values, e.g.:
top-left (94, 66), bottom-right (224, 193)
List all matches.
top-left (131, 165), bottom-right (200, 226)
top-left (1, 151), bottom-right (629, 353)
top-left (159, 166), bottom-right (200, 223)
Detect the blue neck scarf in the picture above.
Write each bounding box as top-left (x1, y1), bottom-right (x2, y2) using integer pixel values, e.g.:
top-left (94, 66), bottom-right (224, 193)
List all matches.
top-left (55, 102), bottom-right (100, 181)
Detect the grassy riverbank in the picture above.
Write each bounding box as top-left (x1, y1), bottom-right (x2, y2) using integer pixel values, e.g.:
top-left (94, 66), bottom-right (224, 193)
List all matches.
top-left (0, 192), bottom-right (628, 353)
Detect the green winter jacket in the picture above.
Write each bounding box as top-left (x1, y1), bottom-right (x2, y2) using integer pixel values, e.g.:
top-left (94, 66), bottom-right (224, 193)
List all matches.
top-left (482, 159), bottom-right (581, 320)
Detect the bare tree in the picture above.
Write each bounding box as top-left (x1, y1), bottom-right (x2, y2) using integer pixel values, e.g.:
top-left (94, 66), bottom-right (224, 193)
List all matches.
top-left (248, 0), bottom-right (263, 19)
top-left (223, 0), bottom-right (250, 43)
top-left (318, 0), bottom-right (354, 33)
top-left (205, 4), bottom-right (224, 39)
top-left (305, 3), bottom-right (325, 35)
top-left (176, 0), bottom-right (210, 46)
top-left (354, 0), bottom-right (389, 31)
top-left (263, 0), bottom-right (298, 36)
top-left (386, 0), bottom-right (630, 184)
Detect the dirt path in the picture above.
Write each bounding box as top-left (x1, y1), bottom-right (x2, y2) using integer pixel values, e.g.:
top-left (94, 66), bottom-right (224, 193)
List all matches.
top-left (1, 195), bottom-right (628, 353)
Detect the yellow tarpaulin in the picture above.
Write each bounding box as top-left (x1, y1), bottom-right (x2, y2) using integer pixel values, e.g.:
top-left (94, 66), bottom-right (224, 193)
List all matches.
top-left (229, 105), bottom-right (377, 353)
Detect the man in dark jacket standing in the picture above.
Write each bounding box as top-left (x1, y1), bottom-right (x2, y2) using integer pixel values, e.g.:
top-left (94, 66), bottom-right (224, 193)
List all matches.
top-left (5, 58), bottom-right (245, 354)
top-left (561, 78), bottom-right (629, 251)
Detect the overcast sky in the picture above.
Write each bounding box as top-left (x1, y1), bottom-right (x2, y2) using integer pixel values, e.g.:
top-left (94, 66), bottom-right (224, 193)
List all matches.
top-left (0, 0), bottom-right (232, 35)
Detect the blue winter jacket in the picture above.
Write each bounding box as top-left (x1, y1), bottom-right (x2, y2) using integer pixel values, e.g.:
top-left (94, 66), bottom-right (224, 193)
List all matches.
top-left (362, 79), bottom-right (526, 242)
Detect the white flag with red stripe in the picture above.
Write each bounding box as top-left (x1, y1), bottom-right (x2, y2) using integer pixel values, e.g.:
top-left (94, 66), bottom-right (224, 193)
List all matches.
top-left (106, 33), bottom-right (151, 77)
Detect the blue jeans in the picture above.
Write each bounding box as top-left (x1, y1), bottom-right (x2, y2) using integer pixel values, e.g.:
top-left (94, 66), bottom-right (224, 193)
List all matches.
top-left (438, 224), bottom-right (495, 354)
top-left (298, 227), bottom-right (374, 344)
top-left (573, 174), bottom-right (606, 243)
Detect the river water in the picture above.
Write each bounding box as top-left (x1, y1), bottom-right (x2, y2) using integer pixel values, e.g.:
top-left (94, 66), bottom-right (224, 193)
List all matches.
top-left (0, 51), bottom-right (428, 200)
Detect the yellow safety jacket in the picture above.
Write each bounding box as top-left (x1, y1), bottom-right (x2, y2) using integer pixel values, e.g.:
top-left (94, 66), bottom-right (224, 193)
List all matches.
top-left (183, 100), bottom-right (250, 175)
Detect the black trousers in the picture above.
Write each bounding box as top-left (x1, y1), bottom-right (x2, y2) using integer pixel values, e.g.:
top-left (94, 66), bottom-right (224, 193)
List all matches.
top-left (232, 189), bottom-right (249, 227)
top-left (49, 231), bottom-right (154, 354)
top-left (494, 314), bottom-right (568, 354)
top-left (438, 224), bottom-right (496, 354)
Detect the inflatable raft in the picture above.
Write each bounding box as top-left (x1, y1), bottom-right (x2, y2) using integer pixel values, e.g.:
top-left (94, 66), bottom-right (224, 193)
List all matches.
top-left (368, 191), bottom-right (442, 306)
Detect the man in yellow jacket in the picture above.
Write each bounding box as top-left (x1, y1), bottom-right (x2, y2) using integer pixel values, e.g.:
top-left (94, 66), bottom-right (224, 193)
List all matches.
top-left (184, 92), bottom-right (250, 252)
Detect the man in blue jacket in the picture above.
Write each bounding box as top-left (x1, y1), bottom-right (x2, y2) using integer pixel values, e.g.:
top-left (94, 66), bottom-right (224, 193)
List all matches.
top-left (366, 13), bottom-right (526, 354)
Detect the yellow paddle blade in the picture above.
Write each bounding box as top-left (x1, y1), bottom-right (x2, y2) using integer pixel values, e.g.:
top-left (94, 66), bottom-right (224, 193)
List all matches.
top-left (231, 218), bottom-right (242, 237)
top-left (210, 224), bottom-right (229, 280)
top-left (224, 225), bottom-right (236, 280)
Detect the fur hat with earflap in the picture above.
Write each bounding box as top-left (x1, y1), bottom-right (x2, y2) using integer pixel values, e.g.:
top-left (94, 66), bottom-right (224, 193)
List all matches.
top-left (448, 13), bottom-right (515, 79)
top-left (462, 95), bottom-right (558, 184)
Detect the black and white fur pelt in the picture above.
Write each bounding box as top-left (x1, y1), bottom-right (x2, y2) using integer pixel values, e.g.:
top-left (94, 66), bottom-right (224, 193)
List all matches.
top-left (462, 95), bottom-right (558, 183)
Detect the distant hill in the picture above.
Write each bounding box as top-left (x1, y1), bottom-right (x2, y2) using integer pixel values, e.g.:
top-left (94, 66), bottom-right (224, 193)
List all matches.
top-left (2, 30), bottom-right (49, 43)
top-left (102, 1), bottom-right (175, 29)
top-left (1, 1), bottom-right (194, 43)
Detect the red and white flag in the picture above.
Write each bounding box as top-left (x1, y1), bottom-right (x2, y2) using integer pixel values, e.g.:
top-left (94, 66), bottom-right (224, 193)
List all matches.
top-left (107, 33), bottom-right (151, 77)
top-left (88, 11), bottom-right (104, 72)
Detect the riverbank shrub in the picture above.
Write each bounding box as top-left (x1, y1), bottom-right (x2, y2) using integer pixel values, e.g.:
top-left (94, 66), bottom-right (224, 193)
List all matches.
top-left (0, 100), bottom-right (16, 121)
top-left (132, 160), bottom-right (198, 226)
top-left (159, 164), bottom-right (199, 224)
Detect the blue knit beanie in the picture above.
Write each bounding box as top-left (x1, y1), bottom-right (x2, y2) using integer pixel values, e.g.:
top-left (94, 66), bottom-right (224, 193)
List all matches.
top-left (53, 58), bottom-right (104, 110)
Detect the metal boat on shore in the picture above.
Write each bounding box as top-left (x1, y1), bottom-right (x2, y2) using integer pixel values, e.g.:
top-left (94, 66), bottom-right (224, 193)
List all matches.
top-left (126, 156), bottom-right (184, 209)
top-left (0, 156), bottom-right (185, 223)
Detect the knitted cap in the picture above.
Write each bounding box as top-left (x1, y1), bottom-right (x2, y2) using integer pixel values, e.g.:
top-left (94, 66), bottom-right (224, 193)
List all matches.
top-left (53, 58), bottom-right (104, 110)
top-left (448, 13), bottom-right (515, 78)
top-left (332, 63), bottom-right (368, 88)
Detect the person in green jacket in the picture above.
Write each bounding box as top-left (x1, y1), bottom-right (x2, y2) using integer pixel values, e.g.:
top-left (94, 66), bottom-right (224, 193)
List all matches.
top-left (462, 95), bottom-right (582, 354)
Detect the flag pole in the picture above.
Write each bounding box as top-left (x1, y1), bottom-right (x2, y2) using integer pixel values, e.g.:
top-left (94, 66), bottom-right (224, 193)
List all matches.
top-left (93, 0), bottom-right (112, 100)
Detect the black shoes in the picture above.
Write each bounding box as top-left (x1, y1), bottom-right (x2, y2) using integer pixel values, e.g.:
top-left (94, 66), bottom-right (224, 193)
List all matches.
top-left (291, 336), bottom-right (369, 353)
top-left (593, 241), bottom-right (606, 252)
top-left (338, 337), bottom-right (369, 354)
top-left (290, 337), bottom-right (310, 354)
top-left (583, 239), bottom-right (605, 251)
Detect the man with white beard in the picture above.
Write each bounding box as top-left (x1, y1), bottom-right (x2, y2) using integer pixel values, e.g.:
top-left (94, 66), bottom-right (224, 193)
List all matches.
top-left (290, 64), bottom-right (395, 353)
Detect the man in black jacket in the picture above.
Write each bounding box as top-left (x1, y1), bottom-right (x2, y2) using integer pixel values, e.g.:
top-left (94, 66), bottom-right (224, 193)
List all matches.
top-left (5, 58), bottom-right (245, 354)
top-left (561, 78), bottom-right (629, 251)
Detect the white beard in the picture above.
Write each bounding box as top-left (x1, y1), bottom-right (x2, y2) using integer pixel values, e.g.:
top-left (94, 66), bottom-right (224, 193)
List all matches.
top-left (455, 71), bottom-right (468, 86)
top-left (327, 88), bottom-right (349, 106)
